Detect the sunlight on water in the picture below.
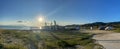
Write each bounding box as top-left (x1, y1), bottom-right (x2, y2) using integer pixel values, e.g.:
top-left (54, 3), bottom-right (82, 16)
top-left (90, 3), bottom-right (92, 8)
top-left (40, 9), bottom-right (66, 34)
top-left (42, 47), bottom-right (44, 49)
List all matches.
top-left (39, 27), bottom-right (42, 29)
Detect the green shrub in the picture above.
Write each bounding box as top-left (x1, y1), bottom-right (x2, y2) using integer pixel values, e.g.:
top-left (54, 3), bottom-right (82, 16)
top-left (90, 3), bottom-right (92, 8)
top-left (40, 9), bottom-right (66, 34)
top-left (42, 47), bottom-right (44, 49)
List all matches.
top-left (57, 40), bottom-right (70, 47)
top-left (84, 43), bottom-right (95, 49)
top-left (4, 44), bottom-right (27, 49)
top-left (114, 28), bottom-right (120, 32)
top-left (0, 44), bottom-right (3, 49)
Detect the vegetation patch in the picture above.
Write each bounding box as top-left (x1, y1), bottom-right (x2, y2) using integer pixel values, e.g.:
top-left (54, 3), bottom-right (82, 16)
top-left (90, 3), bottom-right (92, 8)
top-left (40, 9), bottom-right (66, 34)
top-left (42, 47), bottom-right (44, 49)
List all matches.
top-left (0, 29), bottom-right (103, 49)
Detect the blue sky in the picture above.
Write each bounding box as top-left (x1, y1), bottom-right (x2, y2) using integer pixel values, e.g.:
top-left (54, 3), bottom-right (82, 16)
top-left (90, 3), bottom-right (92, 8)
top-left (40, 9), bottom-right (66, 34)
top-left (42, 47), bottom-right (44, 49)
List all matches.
top-left (0, 0), bottom-right (120, 26)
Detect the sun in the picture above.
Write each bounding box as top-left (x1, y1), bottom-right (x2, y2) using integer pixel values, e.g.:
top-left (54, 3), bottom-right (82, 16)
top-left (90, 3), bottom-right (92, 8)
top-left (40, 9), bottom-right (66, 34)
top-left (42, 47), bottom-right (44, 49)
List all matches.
top-left (38, 17), bottom-right (44, 22)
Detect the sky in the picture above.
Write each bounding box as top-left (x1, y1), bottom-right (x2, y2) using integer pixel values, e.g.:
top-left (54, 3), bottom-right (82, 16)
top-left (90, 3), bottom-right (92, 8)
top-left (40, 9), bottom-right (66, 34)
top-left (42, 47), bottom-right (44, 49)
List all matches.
top-left (0, 0), bottom-right (120, 26)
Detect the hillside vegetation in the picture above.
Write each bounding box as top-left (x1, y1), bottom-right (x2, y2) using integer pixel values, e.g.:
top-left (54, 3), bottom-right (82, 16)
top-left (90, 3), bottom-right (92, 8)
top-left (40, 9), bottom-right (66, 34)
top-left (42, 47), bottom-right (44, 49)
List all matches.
top-left (80, 21), bottom-right (120, 32)
top-left (0, 29), bottom-right (103, 49)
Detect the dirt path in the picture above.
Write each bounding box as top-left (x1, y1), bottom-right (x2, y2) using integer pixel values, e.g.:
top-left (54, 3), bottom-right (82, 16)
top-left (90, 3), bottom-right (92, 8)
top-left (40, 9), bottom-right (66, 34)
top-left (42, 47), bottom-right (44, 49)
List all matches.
top-left (82, 30), bottom-right (120, 49)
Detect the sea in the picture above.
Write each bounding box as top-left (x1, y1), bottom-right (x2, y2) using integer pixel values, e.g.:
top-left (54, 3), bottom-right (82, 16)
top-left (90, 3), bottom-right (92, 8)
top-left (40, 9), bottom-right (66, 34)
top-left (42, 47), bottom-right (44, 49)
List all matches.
top-left (0, 25), bottom-right (31, 30)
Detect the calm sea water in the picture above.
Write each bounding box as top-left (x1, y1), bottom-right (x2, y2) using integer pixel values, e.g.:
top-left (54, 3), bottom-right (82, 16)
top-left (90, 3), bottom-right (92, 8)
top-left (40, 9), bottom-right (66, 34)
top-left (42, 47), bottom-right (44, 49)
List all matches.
top-left (0, 25), bottom-right (31, 30)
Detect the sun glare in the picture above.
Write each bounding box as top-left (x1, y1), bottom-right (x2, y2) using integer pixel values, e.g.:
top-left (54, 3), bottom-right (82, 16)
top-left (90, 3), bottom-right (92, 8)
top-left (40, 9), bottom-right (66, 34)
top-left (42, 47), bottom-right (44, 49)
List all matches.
top-left (39, 26), bottom-right (42, 29)
top-left (38, 17), bottom-right (44, 22)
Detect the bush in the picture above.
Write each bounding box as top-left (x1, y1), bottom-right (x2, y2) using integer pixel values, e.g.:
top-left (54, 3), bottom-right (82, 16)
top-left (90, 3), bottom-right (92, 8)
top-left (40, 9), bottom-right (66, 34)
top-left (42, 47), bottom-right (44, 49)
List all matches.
top-left (57, 40), bottom-right (70, 47)
top-left (114, 28), bottom-right (120, 32)
top-left (3, 44), bottom-right (27, 49)
top-left (0, 44), bottom-right (3, 49)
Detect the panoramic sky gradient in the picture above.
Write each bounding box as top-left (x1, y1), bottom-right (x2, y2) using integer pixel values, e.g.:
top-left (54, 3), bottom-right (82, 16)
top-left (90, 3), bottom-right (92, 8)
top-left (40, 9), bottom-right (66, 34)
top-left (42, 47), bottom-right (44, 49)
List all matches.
top-left (0, 0), bottom-right (120, 26)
